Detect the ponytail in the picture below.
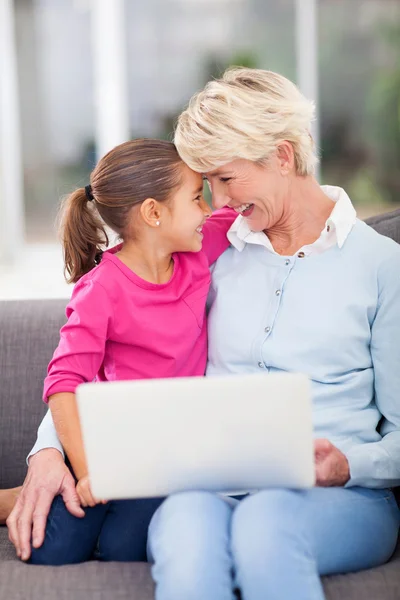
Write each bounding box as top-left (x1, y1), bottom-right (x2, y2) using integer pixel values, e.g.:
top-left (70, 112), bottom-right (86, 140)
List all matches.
top-left (59, 188), bottom-right (109, 283)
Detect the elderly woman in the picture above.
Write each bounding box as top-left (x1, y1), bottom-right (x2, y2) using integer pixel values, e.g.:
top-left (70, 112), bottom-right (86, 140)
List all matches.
top-left (6, 68), bottom-right (400, 598)
top-left (146, 68), bottom-right (400, 600)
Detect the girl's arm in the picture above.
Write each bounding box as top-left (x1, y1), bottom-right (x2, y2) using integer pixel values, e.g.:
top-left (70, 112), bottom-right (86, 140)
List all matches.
top-left (49, 392), bottom-right (98, 506)
top-left (201, 208), bottom-right (237, 265)
top-left (43, 280), bottom-right (114, 506)
top-left (44, 280), bottom-right (113, 402)
top-left (48, 392), bottom-right (87, 480)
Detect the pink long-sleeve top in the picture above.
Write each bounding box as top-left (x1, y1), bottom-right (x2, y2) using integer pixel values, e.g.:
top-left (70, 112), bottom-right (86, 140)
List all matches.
top-left (43, 209), bottom-right (235, 402)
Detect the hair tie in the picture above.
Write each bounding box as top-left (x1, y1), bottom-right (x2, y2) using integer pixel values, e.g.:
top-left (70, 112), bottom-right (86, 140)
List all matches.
top-left (85, 184), bottom-right (94, 202)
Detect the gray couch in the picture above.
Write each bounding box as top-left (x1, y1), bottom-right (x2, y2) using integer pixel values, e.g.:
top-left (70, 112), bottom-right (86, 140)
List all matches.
top-left (1, 209), bottom-right (400, 600)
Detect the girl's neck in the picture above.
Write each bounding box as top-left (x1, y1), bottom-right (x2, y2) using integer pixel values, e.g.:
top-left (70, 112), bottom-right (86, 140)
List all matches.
top-left (116, 239), bottom-right (174, 284)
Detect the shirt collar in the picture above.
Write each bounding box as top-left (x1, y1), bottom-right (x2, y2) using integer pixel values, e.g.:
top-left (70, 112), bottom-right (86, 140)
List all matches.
top-left (227, 185), bottom-right (357, 253)
top-left (323, 186), bottom-right (357, 248)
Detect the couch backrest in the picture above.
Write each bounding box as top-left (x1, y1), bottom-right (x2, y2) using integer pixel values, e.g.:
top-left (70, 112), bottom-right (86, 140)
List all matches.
top-left (1, 210), bottom-right (400, 488)
top-left (0, 299), bottom-right (67, 487)
top-left (365, 208), bottom-right (400, 241)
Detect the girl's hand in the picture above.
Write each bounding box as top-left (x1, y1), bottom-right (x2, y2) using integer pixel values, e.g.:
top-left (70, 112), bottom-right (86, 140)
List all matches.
top-left (76, 475), bottom-right (102, 507)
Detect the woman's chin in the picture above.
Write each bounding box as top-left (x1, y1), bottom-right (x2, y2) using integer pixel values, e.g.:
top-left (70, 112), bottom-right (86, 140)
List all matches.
top-left (242, 205), bottom-right (268, 232)
top-left (244, 216), bottom-right (268, 232)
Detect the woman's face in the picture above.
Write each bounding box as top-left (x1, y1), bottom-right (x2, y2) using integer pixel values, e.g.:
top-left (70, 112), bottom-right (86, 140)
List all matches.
top-left (205, 153), bottom-right (291, 232)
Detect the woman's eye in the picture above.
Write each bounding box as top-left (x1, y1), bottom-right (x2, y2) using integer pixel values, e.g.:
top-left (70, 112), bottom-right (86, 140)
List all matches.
top-left (219, 177), bottom-right (231, 183)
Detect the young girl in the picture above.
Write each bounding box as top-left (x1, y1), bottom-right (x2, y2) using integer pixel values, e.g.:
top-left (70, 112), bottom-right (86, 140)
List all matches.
top-left (29, 138), bottom-right (235, 566)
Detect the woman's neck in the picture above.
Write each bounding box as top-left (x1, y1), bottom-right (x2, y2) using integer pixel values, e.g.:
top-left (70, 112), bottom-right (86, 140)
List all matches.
top-left (266, 177), bottom-right (334, 256)
top-left (116, 239), bottom-right (174, 284)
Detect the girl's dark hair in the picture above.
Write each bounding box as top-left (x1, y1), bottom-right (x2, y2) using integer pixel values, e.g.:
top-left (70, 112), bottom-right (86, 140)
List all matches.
top-left (59, 139), bottom-right (183, 283)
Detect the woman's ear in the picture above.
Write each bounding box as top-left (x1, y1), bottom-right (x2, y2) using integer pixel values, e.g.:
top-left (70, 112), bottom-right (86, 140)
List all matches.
top-left (277, 142), bottom-right (295, 174)
top-left (139, 198), bottom-right (162, 228)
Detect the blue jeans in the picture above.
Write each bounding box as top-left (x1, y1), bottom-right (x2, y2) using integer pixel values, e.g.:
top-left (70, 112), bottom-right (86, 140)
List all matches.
top-left (147, 487), bottom-right (400, 600)
top-left (30, 494), bottom-right (163, 565)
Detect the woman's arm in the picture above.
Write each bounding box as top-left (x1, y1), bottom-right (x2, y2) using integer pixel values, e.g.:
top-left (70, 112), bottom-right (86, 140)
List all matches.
top-left (345, 250), bottom-right (400, 488)
top-left (27, 409), bottom-right (64, 463)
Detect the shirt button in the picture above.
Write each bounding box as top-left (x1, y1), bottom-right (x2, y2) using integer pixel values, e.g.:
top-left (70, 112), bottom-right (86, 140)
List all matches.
top-left (264, 326), bottom-right (271, 333)
top-left (285, 259), bottom-right (290, 266)
top-left (297, 252), bottom-right (305, 258)
top-left (258, 361), bottom-right (264, 369)
top-left (275, 289), bottom-right (281, 296)
top-left (327, 225), bottom-right (331, 232)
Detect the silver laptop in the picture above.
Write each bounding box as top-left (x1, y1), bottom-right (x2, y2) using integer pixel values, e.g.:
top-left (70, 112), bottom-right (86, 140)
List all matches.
top-left (76, 372), bottom-right (315, 500)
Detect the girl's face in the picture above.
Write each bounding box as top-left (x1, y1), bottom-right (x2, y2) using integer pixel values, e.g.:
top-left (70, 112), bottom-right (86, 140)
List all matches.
top-left (162, 164), bottom-right (211, 253)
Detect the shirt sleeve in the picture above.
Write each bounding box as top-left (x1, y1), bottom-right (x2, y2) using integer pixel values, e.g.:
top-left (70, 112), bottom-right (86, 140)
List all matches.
top-left (201, 208), bottom-right (237, 266)
top-left (345, 250), bottom-right (400, 488)
top-left (26, 409), bottom-right (64, 464)
top-left (43, 279), bottom-right (114, 402)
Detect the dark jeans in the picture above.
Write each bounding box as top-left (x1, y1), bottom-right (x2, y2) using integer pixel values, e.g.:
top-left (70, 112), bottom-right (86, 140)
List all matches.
top-left (30, 494), bottom-right (164, 565)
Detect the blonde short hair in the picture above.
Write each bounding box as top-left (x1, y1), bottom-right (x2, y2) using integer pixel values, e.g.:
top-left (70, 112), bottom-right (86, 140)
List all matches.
top-left (174, 67), bottom-right (318, 176)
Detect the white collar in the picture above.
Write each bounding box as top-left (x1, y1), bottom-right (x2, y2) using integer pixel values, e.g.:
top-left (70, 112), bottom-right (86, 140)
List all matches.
top-left (227, 185), bottom-right (357, 254)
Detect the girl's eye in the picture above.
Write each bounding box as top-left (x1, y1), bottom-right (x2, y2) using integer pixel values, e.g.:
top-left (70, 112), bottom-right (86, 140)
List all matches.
top-left (194, 195), bottom-right (202, 203)
top-left (219, 177), bottom-right (231, 183)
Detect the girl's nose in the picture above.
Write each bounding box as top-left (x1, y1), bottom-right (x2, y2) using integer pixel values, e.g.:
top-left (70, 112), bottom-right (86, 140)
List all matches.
top-left (200, 198), bottom-right (212, 218)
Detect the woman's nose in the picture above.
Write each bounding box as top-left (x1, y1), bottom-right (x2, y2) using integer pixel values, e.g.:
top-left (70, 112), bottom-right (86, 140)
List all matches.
top-left (208, 181), bottom-right (229, 210)
top-left (211, 192), bottom-right (228, 210)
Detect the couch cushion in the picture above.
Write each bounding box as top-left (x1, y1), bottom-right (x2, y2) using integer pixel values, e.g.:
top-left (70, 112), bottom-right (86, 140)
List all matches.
top-left (0, 299), bottom-right (67, 488)
top-left (0, 525), bottom-right (15, 561)
top-left (1, 526), bottom-right (400, 600)
top-left (0, 526), bottom-right (155, 600)
top-left (323, 545), bottom-right (400, 600)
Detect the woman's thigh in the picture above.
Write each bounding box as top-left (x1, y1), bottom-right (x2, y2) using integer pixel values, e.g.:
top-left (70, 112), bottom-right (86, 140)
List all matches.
top-left (147, 492), bottom-right (238, 600)
top-left (233, 486), bottom-right (400, 576)
top-left (147, 492), bottom-right (240, 563)
top-left (304, 486), bottom-right (400, 574)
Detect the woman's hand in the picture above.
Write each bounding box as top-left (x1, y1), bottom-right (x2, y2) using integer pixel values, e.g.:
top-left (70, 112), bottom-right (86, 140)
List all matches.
top-left (7, 449), bottom-right (84, 561)
top-left (314, 438), bottom-right (350, 486)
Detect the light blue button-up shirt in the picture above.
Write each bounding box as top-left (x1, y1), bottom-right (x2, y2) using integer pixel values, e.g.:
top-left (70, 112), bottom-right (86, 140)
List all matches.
top-left (207, 187), bottom-right (400, 488)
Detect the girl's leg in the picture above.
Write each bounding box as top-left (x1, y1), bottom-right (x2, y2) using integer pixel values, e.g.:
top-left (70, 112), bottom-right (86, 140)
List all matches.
top-left (30, 494), bottom-right (108, 565)
top-left (231, 487), bottom-right (400, 600)
top-left (0, 487), bottom-right (21, 524)
top-left (148, 491), bottom-right (237, 600)
top-left (96, 497), bottom-right (164, 562)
